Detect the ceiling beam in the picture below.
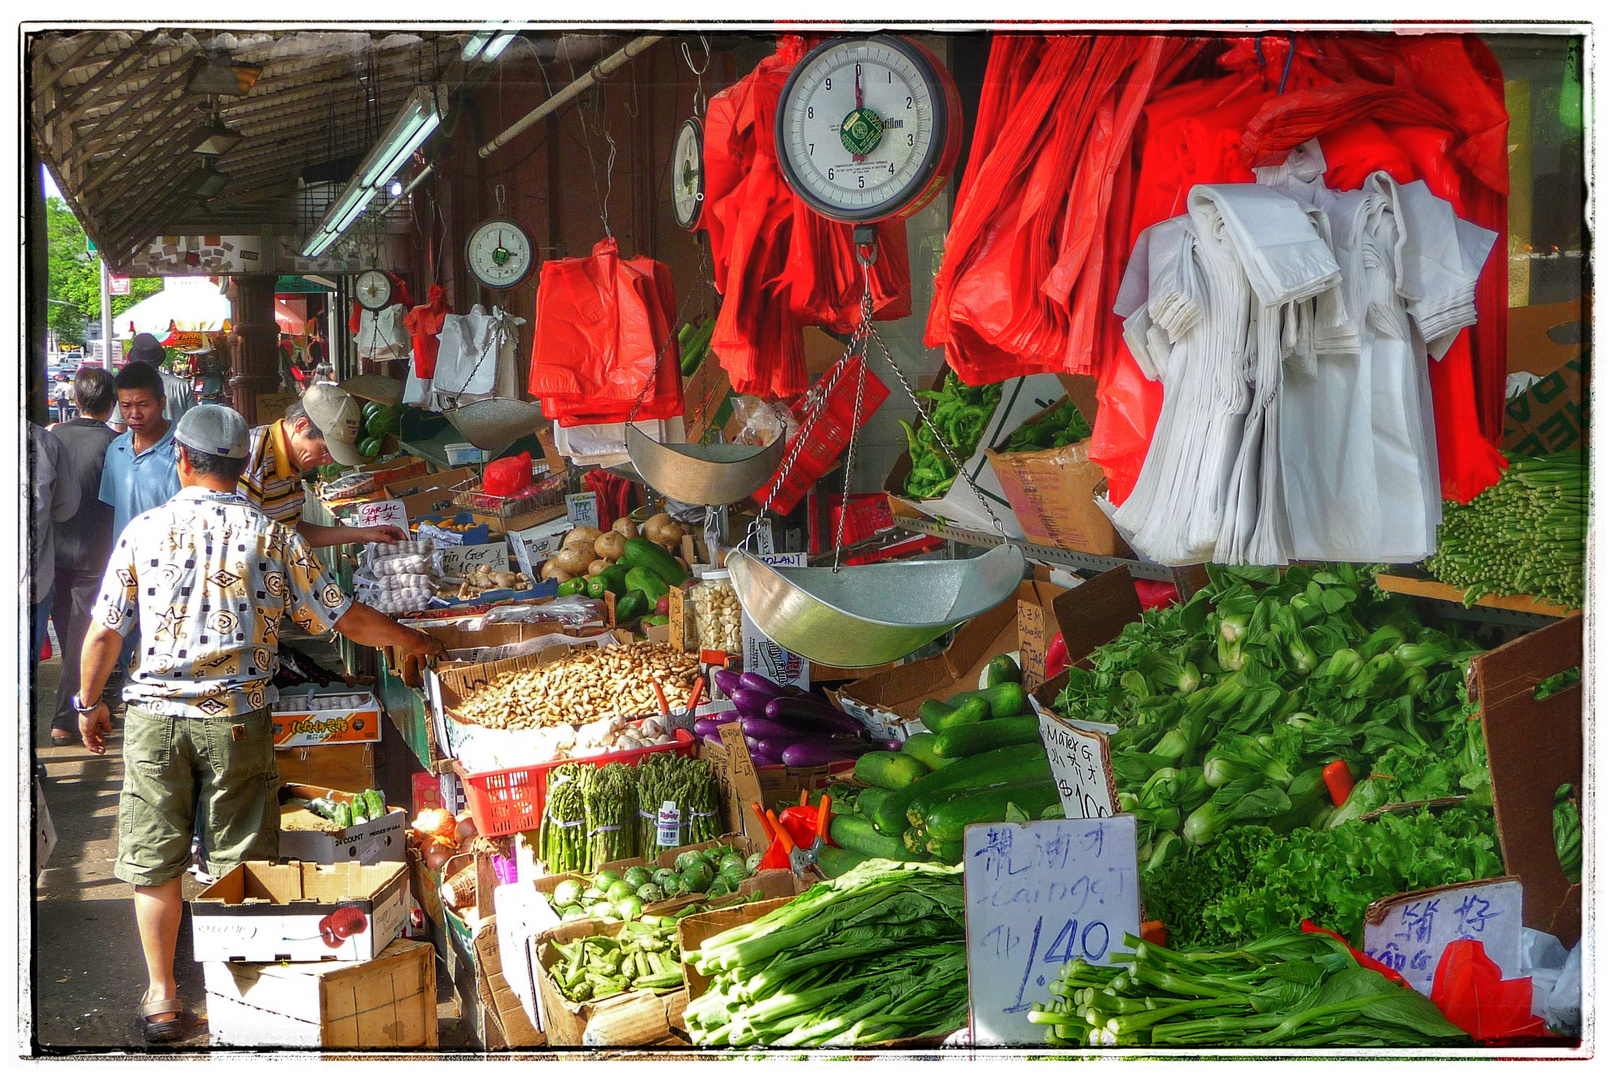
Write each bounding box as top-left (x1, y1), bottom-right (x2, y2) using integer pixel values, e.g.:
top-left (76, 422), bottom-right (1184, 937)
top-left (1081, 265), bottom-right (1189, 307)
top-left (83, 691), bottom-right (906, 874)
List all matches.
top-left (67, 52), bottom-right (198, 168)
top-left (82, 104), bottom-right (205, 200)
top-left (102, 163), bottom-right (207, 243)
top-left (31, 32), bottom-right (107, 97)
top-left (41, 29), bottom-right (162, 126)
top-left (66, 48), bottom-right (198, 133)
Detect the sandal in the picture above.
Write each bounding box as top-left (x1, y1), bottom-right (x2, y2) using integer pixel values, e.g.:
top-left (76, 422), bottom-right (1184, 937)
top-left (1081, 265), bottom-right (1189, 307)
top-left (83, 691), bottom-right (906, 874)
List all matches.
top-left (138, 995), bottom-right (185, 1043)
top-left (50, 730), bottom-right (76, 747)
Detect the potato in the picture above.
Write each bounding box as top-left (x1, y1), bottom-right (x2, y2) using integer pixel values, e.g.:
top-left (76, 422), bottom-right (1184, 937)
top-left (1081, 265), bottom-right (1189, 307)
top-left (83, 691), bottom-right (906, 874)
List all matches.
top-left (594, 531), bottom-right (627, 560)
top-left (587, 558), bottom-right (611, 577)
top-left (540, 558), bottom-right (573, 583)
top-left (564, 525), bottom-right (603, 549)
top-left (611, 516), bottom-right (639, 540)
top-left (643, 512), bottom-right (685, 551)
top-left (553, 542), bottom-right (595, 576)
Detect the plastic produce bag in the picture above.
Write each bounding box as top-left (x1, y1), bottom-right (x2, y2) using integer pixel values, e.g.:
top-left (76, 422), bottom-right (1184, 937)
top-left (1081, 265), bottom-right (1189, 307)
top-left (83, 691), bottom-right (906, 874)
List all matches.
top-left (1518, 929), bottom-right (1581, 1038)
top-left (483, 452), bottom-right (532, 498)
top-left (404, 284), bottom-right (451, 379)
top-left (753, 356), bottom-right (889, 515)
top-left (528, 237), bottom-right (683, 425)
top-left (1430, 939), bottom-right (1549, 1042)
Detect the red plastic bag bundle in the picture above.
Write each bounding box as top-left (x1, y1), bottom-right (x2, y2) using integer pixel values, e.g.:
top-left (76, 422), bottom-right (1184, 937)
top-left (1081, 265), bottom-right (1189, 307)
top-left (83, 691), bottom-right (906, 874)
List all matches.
top-left (403, 284), bottom-right (451, 379)
top-left (483, 452), bottom-right (532, 498)
top-left (527, 237), bottom-right (683, 426)
top-left (927, 34), bottom-right (1200, 387)
top-left (703, 37), bottom-right (911, 400)
top-left (1430, 939), bottom-right (1550, 1042)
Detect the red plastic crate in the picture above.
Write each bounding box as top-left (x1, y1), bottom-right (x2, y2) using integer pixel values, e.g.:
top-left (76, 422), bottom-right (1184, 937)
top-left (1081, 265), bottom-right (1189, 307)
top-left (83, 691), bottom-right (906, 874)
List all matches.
top-left (452, 728), bottom-right (696, 838)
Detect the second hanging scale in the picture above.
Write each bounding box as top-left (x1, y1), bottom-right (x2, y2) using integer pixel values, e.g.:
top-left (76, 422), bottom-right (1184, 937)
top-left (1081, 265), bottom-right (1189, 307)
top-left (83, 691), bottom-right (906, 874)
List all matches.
top-left (684, 34), bottom-right (1026, 668)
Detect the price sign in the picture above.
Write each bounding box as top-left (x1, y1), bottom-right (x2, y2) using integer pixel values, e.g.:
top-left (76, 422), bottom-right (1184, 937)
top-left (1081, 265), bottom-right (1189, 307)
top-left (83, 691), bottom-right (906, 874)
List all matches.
top-left (1032, 700), bottom-right (1118, 820)
top-left (440, 543), bottom-right (510, 578)
top-left (964, 816), bottom-right (1142, 1047)
top-left (566, 492), bottom-right (600, 529)
top-left (350, 499), bottom-right (408, 535)
top-left (1362, 877), bottom-right (1523, 997)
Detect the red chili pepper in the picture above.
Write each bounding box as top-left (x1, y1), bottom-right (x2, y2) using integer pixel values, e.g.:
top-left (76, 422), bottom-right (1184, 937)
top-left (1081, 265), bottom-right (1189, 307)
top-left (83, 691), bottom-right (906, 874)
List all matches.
top-left (1323, 759), bottom-right (1354, 806)
top-left (1045, 632), bottom-right (1071, 680)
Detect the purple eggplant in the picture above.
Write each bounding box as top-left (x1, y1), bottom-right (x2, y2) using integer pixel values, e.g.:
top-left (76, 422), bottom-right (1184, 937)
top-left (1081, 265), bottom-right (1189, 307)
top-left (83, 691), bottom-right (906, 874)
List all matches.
top-left (750, 752), bottom-right (782, 767)
top-left (781, 742), bottom-right (861, 768)
top-left (729, 687), bottom-right (780, 718)
top-left (763, 695), bottom-right (864, 735)
top-left (711, 668), bottom-right (746, 698)
top-left (740, 717), bottom-right (810, 742)
top-left (693, 714), bottom-right (736, 740)
top-left (739, 671), bottom-right (784, 695)
top-left (885, 738), bottom-right (904, 751)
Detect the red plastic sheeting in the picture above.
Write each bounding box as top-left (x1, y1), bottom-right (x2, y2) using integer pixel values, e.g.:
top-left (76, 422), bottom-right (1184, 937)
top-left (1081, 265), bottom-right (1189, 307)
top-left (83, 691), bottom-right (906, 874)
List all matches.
top-left (404, 284), bottom-right (450, 379)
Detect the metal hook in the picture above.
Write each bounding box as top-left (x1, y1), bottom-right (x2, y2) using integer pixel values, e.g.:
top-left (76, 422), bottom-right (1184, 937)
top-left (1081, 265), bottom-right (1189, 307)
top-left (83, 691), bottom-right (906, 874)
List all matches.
top-left (1278, 31), bottom-right (1297, 95)
top-left (681, 35), bottom-right (711, 118)
top-left (494, 183), bottom-right (506, 213)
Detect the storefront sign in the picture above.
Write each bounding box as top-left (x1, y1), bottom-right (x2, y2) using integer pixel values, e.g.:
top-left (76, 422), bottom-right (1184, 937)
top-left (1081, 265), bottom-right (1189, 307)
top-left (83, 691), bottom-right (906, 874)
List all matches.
top-left (1362, 877), bottom-right (1523, 997)
top-left (1033, 701), bottom-right (1118, 819)
top-left (963, 816), bottom-right (1141, 1047)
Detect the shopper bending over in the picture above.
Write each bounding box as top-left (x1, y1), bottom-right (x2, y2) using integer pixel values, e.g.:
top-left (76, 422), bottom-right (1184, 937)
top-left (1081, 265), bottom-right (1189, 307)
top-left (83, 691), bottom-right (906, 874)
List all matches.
top-left (74, 404), bottom-right (447, 1043)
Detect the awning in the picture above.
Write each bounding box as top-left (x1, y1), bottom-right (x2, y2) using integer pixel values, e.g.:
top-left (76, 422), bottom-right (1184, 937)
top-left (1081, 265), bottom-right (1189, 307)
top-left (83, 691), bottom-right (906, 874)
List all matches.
top-left (275, 295), bottom-right (309, 336)
top-left (120, 276), bottom-right (231, 337)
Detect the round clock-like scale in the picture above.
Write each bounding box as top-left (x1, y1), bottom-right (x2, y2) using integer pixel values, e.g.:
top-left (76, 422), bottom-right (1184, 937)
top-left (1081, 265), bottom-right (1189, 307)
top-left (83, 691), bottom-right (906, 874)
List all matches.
top-left (465, 217), bottom-right (536, 291)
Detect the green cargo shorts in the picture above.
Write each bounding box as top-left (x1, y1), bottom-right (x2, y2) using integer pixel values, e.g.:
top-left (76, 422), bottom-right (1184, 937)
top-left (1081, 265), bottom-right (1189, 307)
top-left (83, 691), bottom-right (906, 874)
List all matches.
top-left (114, 703), bottom-right (280, 887)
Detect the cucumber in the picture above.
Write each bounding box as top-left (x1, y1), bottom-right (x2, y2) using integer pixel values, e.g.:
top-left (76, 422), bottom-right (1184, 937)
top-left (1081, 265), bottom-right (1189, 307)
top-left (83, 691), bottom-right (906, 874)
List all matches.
top-left (932, 714), bottom-right (1042, 759)
top-left (869, 743), bottom-right (1055, 835)
top-left (333, 801), bottom-right (353, 829)
top-left (899, 732), bottom-right (954, 772)
top-left (304, 797), bottom-right (343, 821)
top-left (829, 813), bottom-right (909, 860)
top-left (350, 796), bottom-right (368, 825)
top-left (982, 654), bottom-right (1023, 688)
top-left (976, 681), bottom-right (1030, 719)
top-left (927, 696), bottom-right (990, 733)
top-left (902, 827), bottom-right (930, 855)
top-left (621, 538), bottom-right (688, 588)
top-left (853, 751), bottom-right (929, 790)
top-left (814, 845), bottom-right (869, 878)
top-left (923, 780), bottom-right (1061, 842)
top-left (856, 785), bottom-right (896, 821)
top-left (364, 789), bottom-right (387, 820)
top-left (625, 566), bottom-right (670, 601)
top-left (917, 700), bottom-right (953, 728)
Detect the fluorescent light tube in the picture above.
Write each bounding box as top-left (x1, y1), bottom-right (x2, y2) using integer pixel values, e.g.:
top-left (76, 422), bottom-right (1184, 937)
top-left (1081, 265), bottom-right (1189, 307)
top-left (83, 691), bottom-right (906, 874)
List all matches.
top-left (483, 31), bottom-right (518, 61)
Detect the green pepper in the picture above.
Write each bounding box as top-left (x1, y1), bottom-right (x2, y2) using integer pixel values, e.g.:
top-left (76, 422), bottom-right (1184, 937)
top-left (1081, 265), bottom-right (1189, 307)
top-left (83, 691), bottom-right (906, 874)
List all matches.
top-left (558, 577), bottom-right (587, 597)
top-left (585, 575), bottom-right (608, 599)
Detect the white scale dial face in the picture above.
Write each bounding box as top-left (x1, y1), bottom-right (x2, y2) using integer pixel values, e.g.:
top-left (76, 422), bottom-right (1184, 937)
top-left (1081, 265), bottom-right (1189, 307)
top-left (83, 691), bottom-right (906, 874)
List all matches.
top-left (355, 269), bottom-right (391, 310)
top-left (466, 218), bottom-right (535, 290)
top-left (781, 40), bottom-right (938, 220)
top-left (672, 117), bottom-right (704, 231)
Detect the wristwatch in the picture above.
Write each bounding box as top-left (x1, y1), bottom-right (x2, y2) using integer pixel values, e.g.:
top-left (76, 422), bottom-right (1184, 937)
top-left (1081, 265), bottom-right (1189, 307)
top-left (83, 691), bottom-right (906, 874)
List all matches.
top-left (71, 692), bottom-right (104, 714)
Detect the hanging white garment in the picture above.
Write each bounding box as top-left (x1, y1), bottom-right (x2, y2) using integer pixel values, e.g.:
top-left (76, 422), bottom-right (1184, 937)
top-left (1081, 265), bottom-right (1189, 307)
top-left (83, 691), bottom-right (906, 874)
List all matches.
top-left (431, 305), bottom-right (526, 409)
top-left (355, 303), bottom-right (411, 361)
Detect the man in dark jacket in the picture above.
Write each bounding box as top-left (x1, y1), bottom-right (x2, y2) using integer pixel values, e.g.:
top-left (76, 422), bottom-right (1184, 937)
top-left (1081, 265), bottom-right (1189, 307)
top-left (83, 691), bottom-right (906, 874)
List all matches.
top-left (46, 367), bottom-right (120, 745)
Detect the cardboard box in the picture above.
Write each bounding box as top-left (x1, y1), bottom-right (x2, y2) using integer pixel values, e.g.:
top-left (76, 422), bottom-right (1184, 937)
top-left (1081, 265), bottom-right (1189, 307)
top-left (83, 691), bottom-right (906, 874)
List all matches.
top-left (883, 371), bottom-right (1064, 536)
top-left (270, 689), bottom-right (383, 748)
top-left (473, 917), bottom-right (546, 1048)
top-left (1374, 569), bottom-right (1580, 619)
top-left (533, 920), bottom-right (690, 1046)
top-left (277, 785), bottom-right (408, 866)
top-left (986, 431), bottom-right (1132, 558)
top-left (383, 466), bottom-right (476, 500)
top-left (677, 897), bottom-right (794, 1004)
top-left (1470, 613), bottom-right (1583, 947)
top-left (274, 743), bottom-right (377, 794)
top-left (832, 579), bottom-right (1067, 733)
top-left (433, 630), bottom-right (638, 725)
top-left (1503, 353), bottom-right (1587, 456)
top-left (698, 733), bottom-right (848, 848)
top-left (202, 936), bottom-right (436, 1048)
top-left (388, 610), bottom-right (610, 687)
top-left (190, 860), bottom-right (410, 963)
top-left (400, 483), bottom-right (466, 521)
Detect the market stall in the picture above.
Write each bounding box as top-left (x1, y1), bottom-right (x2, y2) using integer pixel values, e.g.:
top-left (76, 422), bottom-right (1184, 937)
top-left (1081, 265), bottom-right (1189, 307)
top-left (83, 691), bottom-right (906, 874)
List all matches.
top-left (64, 24), bottom-right (1583, 1055)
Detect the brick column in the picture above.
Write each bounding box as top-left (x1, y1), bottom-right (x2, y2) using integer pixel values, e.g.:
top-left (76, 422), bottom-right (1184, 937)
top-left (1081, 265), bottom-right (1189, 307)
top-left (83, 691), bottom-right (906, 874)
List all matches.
top-left (229, 273), bottom-right (279, 427)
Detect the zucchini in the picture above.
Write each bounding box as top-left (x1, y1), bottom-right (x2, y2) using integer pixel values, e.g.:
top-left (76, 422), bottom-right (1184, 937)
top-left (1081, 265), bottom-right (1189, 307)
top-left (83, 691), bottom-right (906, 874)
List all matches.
top-left (853, 751), bottom-right (930, 790)
top-left (982, 653), bottom-right (1023, 688)
top-left (902, 826), bottom-right (930, 855)
top-left (899, 732), bottom-right (954, 772)
top-left (932, 714), bottom-right (1042, 759)
top-left (927, 837), bottom-right (965, 864)
top-left (923, 780), bottom-right (1062, 842)
top-left (625, 566), bottom-right (670, 601)
top-left (869, 743), bottom-right (1055, 835)
top-left (364, 789), bottom-right (386, 821)
top-left (829, 813), bottom-right (909, 860)
top-left (814, 845), bottom-right (869, 879)
top-left (856, 786), bottom-right (896, 822)
top-left (927, 696), bottom-right (990, 733)
top-left (620, 538), bottom-right (688, 588)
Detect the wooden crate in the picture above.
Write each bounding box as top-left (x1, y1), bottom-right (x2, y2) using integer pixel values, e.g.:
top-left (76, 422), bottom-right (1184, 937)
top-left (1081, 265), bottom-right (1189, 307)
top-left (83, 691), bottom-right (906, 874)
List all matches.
top-left (1375, 570), bottom-right (1579, 618)
top-left (202, 937), bottom-right (437, 1048)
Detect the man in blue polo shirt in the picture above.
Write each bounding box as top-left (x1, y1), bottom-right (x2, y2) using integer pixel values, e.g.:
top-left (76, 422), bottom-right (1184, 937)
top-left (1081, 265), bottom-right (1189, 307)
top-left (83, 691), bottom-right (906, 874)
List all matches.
top-left (101, 361), bottom-right (182, 544)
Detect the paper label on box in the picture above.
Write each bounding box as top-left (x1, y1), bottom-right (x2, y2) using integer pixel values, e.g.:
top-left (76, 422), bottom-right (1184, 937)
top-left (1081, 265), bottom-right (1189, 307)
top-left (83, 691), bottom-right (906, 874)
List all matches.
top-left (350, 499), bottom-right (408, 534)
top-left (657, 801), bottom-right (682, 848)
top-left (964, 816), bottom-right (1141, 1047)
top-left (1362, 878), bottom-right (1523, 997)
top-left (440, 542), bottom-right (509, 577)
top-left (1033, 701), bottom-right (1118, 819)
top-left (738, 553), bottom-right (809, 687)
top-left (566, 493), bottom-right (599, 528)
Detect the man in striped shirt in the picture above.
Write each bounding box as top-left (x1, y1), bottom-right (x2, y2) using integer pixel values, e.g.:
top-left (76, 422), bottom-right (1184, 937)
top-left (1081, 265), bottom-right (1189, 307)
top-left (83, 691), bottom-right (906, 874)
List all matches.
top-left (238, 384), bottom-right (405, 548)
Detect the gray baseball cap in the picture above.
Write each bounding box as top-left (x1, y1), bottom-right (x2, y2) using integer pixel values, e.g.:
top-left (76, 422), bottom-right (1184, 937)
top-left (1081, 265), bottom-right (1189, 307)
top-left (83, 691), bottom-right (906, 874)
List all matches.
top-left (174, 403), bottom-right (250, 458)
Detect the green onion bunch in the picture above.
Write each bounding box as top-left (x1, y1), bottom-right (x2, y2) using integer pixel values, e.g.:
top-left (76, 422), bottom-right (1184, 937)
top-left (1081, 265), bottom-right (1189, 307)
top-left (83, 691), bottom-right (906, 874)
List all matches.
top-left (1425, 451), bottom-right (1587, 608)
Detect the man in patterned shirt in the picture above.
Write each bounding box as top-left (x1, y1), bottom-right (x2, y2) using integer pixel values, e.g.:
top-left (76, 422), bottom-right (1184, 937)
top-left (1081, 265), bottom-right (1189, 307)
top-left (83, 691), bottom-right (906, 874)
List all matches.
top-left (73, 404), bottom-right (447, 1043)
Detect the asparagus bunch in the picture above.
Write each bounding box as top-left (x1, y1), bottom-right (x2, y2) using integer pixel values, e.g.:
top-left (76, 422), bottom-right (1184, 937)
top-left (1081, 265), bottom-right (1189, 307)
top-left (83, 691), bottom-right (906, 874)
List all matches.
top-left (540, 763), bottom-right (591, 875)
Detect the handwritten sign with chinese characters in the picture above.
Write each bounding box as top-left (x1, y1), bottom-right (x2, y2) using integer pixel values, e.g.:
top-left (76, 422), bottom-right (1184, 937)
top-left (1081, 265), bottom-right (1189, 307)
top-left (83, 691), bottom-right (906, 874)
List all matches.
top-left (349, 499), bottom-right (408, 535)
top-left (439, 542), bottom-right (510, 578)
top-left (1362, 877), bottom-right (1523, 997)
top-left (1032, 701), bottom-right (1118, 820)
top-left (963, 816), bottom-right (1141, 1047)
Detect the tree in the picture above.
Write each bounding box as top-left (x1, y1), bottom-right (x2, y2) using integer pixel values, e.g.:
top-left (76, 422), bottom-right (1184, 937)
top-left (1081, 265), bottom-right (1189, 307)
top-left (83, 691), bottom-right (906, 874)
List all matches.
top-left (46, 197), bottom-right (161, 346)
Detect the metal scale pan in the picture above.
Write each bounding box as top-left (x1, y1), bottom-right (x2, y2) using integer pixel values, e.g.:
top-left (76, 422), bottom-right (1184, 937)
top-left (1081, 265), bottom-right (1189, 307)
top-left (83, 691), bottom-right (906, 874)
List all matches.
top-left (338, 374), bottom-right (404, 407)
top-left (626, 424), bottom-right (786, 507)
top-left (442, 398), bottom-right (549, 450)
top-left (725, 543), bottom-right (1026, 669)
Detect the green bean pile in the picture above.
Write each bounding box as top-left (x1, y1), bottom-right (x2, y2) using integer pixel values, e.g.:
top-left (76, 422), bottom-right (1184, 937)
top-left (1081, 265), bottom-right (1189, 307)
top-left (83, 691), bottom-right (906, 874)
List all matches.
top-left (1425, 452), bottom-right (1586, 609)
